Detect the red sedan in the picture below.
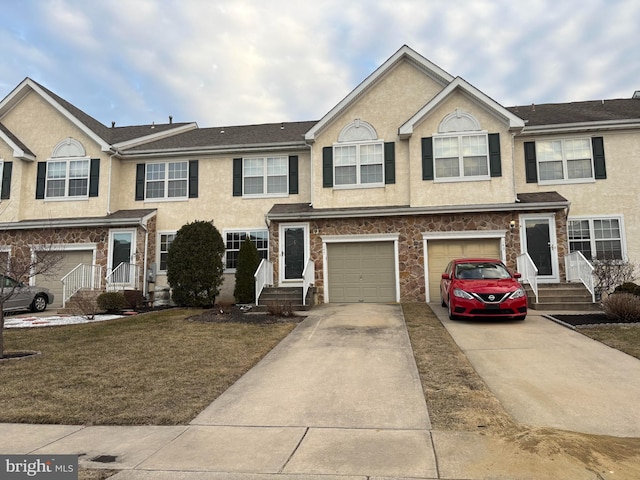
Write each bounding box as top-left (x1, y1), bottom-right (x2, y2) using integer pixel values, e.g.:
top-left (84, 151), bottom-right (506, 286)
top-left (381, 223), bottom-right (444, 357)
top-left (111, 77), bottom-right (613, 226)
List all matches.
top-left (440, 258), bottom-right (527, 321)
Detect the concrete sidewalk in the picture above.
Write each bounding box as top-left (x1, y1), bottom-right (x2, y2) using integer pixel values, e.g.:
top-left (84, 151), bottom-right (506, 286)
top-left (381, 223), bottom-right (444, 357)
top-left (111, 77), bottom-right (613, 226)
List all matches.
top-left (2, 303), bottom-right (640, 479)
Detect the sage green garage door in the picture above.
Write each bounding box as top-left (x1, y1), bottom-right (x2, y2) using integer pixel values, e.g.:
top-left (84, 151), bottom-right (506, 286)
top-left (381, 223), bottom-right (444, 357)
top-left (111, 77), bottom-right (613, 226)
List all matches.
top-left (35, 249), bottom-right (94, 308)
top-left (327, 242), bottom-right (396, 303)
top-left (427, 238), bottom-right (501, 302)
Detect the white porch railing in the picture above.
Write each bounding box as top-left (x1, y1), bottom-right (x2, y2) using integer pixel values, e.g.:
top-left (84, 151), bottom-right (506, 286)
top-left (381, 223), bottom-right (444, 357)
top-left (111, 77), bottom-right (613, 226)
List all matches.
top-left (61, 264), bottom-right (103, 308)
top-left (517, 253), bottom-right (539, 304)
top-left (301, 258), bottom-right (315, 306)
top-left (254, 259), bottom-right (274, 306)
top-left (565, 251), bottom-right (596, 302)
top-left (106, 262), bottom-right (140, 291)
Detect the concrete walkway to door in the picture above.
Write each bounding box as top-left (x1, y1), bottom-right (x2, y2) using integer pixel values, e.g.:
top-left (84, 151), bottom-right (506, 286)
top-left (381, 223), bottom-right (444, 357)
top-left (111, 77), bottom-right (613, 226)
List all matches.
top-left (128, 303), bottom-right (436, 477)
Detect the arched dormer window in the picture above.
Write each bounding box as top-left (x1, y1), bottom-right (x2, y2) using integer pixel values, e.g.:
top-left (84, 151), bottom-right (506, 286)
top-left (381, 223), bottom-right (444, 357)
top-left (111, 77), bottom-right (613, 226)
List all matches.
top-left (433, 110), bottom-right (491, 182)
top-left (39, 137), bottom-right (93, 199)
top-left (333, 119), bottom-right (384, 187)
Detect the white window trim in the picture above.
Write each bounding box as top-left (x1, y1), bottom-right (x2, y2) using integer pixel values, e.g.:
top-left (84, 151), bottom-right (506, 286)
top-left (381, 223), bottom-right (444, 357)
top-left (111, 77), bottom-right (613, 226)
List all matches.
top-left (157, 231), bottom-right (177, 273)
top-left (145, 161), bottom-right (189, 201)
top-left (332, 140), bottom-right (385, 189)
top-left (44, 157), bottom-right (91, 200)
top-left (242, 157), bottom-right (289, 198)
top-left (223, 228), bottom-right (270, 272)
top-left (433, 131), bottom-right (491, 183)
top-left (568, 215), bottom-right (627, 261)
top-left (536, 137), bottom-right (596, 186)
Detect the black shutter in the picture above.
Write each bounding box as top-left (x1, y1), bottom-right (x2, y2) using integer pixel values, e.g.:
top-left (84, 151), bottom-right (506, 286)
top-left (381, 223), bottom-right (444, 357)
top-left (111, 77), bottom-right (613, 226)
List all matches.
top-left (89, 159), bottom-right (100, 197)
top-left (36, 162), bottom-right (46, 199)
top-left (488, 133), bottom-right (502, 177)
top-left (524, 142), bottom-right (538, 183)
top-left (135, 163), bottom-right (145, 200)
top-left (592, 137), bottom-right (607, 179)
top-left (1, 161), bottom-right (12, 200)
top-left (233, 158), bottom-right (243, 196)
top-left (288, 155), bottom-right (298, 194)
top-left (322, 147), bottom-right (333, 187)
top-left (421, 137), bottom-right (434, 180)
top-left (384, 142), bottom-right (395, 184)
top-left (188, 160), bottom-right (198, 198)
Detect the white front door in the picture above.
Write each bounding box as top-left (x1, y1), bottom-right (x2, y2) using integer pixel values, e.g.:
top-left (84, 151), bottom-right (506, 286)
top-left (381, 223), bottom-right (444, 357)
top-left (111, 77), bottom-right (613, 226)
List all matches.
top-left (109, 229), bottom-right (136, 287)
top-left (279, 223), bottom-right (309, 285)
top-left (520, 214), bottom-right (559, 283)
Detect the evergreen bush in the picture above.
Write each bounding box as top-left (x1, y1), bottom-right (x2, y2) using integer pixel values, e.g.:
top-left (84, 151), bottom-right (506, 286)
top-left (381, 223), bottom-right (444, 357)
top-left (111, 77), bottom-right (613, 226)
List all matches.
top-left (167, 220), bottom-right (225, 307)
top-left (234, 237), bottom-right (261, 304)
top-left (96, 291), bottom-right (128, 312)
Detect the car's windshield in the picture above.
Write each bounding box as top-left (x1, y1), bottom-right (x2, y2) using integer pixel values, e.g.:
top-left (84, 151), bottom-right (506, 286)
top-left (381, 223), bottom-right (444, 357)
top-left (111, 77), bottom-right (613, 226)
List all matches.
top-left (455, 262), bottom-right (512, 280)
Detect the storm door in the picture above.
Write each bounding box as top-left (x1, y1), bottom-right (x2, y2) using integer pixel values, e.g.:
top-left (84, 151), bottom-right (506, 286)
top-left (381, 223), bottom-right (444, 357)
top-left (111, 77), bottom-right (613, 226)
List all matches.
top-left (279, 223), bottom-right (309, 283)
top-left (109, 229), bottom-right (136, 287)
top-left (520, 214), bottom-right (559, 282)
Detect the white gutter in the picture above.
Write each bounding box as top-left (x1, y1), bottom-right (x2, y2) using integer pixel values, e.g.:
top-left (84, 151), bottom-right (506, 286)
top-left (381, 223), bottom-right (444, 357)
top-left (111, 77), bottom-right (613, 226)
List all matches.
top-left (521, 119), bottom-right (640, 135)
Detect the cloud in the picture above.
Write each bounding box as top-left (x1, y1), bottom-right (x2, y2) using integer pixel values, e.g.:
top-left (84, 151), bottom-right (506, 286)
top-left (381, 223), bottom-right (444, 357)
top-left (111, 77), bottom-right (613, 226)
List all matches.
top-left (1, 0), bottom-right (639, 126)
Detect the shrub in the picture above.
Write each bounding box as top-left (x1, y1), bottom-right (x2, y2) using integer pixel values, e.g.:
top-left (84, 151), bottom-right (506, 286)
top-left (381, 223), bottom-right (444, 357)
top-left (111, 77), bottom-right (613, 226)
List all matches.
top-left (123, 289), bottom-right (145, 309)
top-left (167, 220), bottom-right (225, 307)
top-left (593, 259), bottom-right (637, 297)
top-left (234, 238), bottom-right (261, 304)
top-left (613, 282), bottom-right (640, 297)
top-left (97, 291), bottom-right (128, 312)
top-left (266, 301), bottom-right (295, 318)
top-left (602, 292), bottom-right (640, 323)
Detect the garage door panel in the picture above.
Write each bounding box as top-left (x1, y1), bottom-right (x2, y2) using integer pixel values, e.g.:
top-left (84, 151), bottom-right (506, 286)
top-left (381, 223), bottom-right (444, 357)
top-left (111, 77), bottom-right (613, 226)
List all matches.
top-left (36, 250), bottom-right (94, 308)
top-left (427, 239), bottom-right (501, 302)
top-left (327, 241), bottom-right (396, 303)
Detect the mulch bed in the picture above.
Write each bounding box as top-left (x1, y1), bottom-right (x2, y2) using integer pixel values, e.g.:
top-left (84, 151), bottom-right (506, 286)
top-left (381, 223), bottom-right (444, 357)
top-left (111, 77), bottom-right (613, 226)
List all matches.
top-left (187, 305), bottom-right (304, 324)
top-left (549, 313), bottom-right (640, 327)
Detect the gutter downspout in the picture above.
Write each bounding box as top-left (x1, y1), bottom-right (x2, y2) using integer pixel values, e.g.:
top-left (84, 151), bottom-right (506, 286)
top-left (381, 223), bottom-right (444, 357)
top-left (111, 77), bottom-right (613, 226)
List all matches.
top-left (140, 217), bottom-right (149, 298)
top-left (511, 132), bottom-right (519, 203)
top-left (107, 149), bottom-right (122, 215)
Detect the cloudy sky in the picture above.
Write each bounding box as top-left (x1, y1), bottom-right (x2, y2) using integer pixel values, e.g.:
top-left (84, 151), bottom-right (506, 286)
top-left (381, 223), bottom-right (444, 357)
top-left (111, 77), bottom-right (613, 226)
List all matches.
top-left (1, 0), bottom-right (638, 128)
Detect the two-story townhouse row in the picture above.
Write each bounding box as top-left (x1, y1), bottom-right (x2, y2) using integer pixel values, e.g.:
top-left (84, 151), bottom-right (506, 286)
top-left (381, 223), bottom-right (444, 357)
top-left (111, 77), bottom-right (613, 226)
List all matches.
top-left (1, 45), bottom-right (639, 309)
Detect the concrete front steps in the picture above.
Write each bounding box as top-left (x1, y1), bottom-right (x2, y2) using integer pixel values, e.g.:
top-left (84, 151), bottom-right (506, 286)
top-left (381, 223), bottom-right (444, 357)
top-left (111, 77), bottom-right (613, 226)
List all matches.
top-left (256, 286), bottom-right (315, 312)
top-left (524, 282), bottom-right (601, 311)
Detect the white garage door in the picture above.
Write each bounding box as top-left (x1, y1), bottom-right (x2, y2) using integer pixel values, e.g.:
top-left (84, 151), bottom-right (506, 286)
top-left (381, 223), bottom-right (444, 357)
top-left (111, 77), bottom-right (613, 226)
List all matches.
top-left (36, 250), bottom-right (94, 308)
top-left (327, 242), bottom-right (396, 303)
top-left (427, 238), bottom-right (501, 302)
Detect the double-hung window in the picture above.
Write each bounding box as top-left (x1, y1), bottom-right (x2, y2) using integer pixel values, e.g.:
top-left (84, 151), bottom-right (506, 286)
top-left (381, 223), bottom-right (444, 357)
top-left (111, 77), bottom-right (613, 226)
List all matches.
top-left (433, 133), bottom-right (489, 181)
top-left (568, 217), bottom-right (624, 260)
top-left (158, 232), bottom-right (177, 272)
top-left (46, 158), bottom-right (90, 198)
top-left (146, 162), bottom-right (188, 199)
top-left (537, 138), bottom-right (593, 183)
top-left (225, 230), bottom-right (269, 270)
top-left (243, 157), bottom-right (287, 196)
top-left (333, 142), bottom-right (383, 186)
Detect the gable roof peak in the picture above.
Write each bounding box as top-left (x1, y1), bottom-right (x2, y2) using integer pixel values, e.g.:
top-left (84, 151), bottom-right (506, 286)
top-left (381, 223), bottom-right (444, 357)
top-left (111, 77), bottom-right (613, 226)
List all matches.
top-left (305, 45), bottom-right (455, 142)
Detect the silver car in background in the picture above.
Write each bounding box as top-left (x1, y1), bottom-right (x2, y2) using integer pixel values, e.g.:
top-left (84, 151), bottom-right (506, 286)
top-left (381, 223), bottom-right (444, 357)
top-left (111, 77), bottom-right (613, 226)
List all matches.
top-left (1, 275), bottom-right (55, 313)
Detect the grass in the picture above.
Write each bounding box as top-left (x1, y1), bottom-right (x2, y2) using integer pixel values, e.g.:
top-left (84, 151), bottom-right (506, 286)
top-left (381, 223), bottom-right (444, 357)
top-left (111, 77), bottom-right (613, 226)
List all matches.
top-left (0, 309), bottom-right (297, 425)
top-left (578, 325), bottom-right (640, 360)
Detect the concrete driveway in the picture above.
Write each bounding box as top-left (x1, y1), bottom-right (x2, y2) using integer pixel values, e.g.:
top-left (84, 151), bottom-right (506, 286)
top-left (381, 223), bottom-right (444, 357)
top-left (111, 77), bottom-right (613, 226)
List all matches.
top-left (430, 304), bottom-right (640, 437)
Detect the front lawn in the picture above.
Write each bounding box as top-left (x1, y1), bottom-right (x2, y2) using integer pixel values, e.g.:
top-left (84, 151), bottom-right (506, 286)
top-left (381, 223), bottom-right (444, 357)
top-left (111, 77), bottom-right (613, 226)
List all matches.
top-left (0, 309), bottom-right (297, 425)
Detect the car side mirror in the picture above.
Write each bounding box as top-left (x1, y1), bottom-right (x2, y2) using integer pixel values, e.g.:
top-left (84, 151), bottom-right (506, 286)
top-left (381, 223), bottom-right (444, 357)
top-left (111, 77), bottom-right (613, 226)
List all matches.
top-left (513, 272), bottom-right (522, 279)
top-left (441, 273), bottom-right (450, 280)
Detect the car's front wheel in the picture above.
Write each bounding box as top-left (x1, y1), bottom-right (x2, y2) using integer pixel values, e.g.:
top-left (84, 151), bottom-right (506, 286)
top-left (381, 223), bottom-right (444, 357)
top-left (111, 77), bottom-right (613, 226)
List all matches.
top-left (30, 294), bottom-right (48, 313)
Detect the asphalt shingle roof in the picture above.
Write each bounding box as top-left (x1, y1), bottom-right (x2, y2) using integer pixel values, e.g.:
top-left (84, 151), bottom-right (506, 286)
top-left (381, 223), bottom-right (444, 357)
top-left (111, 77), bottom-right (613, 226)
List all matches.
top-left (507, 98), bottom-right (640, 126)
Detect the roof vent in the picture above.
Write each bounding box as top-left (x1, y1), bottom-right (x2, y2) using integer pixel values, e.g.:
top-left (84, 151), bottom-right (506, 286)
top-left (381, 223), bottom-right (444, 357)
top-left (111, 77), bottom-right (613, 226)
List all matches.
top-left (633, 90), bottom-right (640, 99)
top-left (169, 115), bottom-right (173, 124)
top-left (111, 121), bottom-right (115, 128)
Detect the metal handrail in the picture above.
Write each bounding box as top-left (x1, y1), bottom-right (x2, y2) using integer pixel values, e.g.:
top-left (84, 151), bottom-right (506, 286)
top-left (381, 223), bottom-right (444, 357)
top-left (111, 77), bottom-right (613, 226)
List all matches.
top-left (254, 259), bottom-right (273, 306)
top-left (61, 263), bottom-right (102, 307)
top-left (565, 251), bottom-right (596, 302)
top-left (516, 253), bottom-right (539, 303)
top-left (106, 262), bottom-right (139, 291)
top-left (301, 258), bottom-right (315, 306)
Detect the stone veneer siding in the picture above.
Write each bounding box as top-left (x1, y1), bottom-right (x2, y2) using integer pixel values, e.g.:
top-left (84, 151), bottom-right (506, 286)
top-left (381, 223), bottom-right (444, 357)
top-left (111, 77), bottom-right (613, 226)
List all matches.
top-left (270, 209), bottom-right (567, 303)
top-left (0, 217), bottom-right (156, 291)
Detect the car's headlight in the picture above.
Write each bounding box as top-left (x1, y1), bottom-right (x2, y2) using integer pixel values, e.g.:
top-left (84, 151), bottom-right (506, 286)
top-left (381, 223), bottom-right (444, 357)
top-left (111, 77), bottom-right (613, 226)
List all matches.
top-left (453, 288), bottom-right (474, 300)
top-left (509, 288), bottom-right (525, 299)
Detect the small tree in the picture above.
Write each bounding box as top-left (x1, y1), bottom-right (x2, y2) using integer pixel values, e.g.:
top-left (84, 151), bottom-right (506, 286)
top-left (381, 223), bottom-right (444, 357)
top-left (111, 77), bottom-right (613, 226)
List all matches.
top-left (592, 259), bottom-right (637, 298)
top-left (234, 238), bottom-right (261, 304)
top-left (0, 242), bottom-right (63, 358)
top-left (167, 220), bottom-right (225, 307)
